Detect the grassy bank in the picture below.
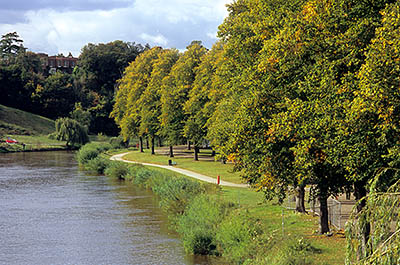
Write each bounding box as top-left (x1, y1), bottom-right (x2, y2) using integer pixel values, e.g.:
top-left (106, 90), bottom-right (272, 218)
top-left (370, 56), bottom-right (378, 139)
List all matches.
top-left (0, 134), bottom-right (67, 153)
top-left (0, 104), bottom-right (55, 135)
top-left (78, 143), bottom-right (346, 264)
top-left (0, 104), bottom-right (66, 153)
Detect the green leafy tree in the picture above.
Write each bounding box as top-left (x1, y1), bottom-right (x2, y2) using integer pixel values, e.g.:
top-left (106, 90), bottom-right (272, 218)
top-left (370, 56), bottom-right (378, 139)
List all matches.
top-left (70, 102), bottom-right (92, 130)
top-left (160, 41), bottom-right (207, 157)
top-left (208, 0), bottom-right (309, 207)
top-left (259, 0), bottom-right (391, 233)
top-left (0, 42), bottom-right (44, 113)
top-left (111, 47), bottom-right (164, 151)
top-left (138, 48), bottom-right (180, 154)
top-left (184, 42), bottom-right (224, 160)
top-left (54, 117), bottom-right (89, 148)
top-left (76, 40), bottom-right (147, 135)
top-left (32, 71), bottom-right (77, 119)
top-left (0, 32), bottom-right (26, 64)
top-left (343, 2), bottom-right (400, 257)
top-left (346, 179), bottom-right (400, 264)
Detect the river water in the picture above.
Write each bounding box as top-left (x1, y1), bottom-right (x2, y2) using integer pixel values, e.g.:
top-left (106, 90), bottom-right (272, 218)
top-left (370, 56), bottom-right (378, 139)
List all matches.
top-left (0, 151), bottom-right (212, 265)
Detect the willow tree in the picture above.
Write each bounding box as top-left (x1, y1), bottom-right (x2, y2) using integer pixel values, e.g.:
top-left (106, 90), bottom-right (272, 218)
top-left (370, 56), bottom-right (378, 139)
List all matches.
top-left (111, 47), bottom-right (163, 151)
top-left (346, 179), bottom-right (400, 264)
top-left (160, 41), bottom-right (207, 157)
top-left (138, 48), bottom-right (180, 154)
top-left (54, 117), bottom-right (89, 148)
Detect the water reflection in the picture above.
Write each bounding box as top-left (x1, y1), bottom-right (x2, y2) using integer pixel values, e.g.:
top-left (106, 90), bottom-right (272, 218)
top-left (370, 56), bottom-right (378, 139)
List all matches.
top-left (0, 151), bottom-right (216, 265)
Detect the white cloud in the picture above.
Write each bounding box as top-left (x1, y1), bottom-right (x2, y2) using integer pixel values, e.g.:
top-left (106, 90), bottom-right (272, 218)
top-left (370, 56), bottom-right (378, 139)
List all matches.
top-left (0, 0), bottom-right (233, 56)
top-left (140, 33), bottom-right (168, 46)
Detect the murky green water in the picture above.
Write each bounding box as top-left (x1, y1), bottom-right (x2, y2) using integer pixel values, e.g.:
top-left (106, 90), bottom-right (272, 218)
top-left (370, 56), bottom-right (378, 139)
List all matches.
top-left (0, 151), bottom-right (212, 265)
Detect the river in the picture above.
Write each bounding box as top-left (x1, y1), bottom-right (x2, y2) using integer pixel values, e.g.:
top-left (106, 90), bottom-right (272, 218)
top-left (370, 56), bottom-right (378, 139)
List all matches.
top-left (0, 151), bottom-right (213, 265)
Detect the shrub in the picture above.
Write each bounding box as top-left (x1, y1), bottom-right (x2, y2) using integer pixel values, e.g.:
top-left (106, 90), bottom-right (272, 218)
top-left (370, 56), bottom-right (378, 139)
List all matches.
top-left (104, 161), bottom-right (130, 179)
top-left (132, 166), bottom-right (158, 185)
top-left (85, 157), bottom-right (110, 174)
top-left (109, 136), bottom-right (129, 149)
top-left (152, 176), bottom-right (205, 217)
top-left (76, 142), bottom-right (112, 165)
top-left (77, 147), bottom-right (99, 165)
top-left (276, 237), bottom-right (320, 265)
top-left (216, 212), bottom-right (258, 263)
top-left (177, 195), bottom-right (231, 255)
top-left (96, 132), bottom-right (108, 142)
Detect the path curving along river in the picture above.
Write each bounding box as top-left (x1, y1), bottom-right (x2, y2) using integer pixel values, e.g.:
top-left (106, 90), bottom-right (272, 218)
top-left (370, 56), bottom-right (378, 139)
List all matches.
top-left (0, 151), bottom-right (214, 265)
top-left (110, 152), bottom-right (248, 188)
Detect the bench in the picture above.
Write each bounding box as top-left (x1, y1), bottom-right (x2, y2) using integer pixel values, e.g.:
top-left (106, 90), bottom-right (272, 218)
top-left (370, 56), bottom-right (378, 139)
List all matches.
top-left (168, 160), bottom-right (177, 166)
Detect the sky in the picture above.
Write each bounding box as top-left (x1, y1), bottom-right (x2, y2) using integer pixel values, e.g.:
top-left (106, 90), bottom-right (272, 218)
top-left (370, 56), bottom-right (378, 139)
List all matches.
top-left (0, 0), bottom-right (232, 57)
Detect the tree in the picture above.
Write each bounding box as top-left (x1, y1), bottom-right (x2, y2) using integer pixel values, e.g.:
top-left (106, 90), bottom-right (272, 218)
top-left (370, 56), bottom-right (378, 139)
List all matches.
top-left (183, 42), bottom-right (225, 160)
top-left (208, 0), bottom-right (309, 209)
top-left (70, 102), bottom-right (92, 130)
top-left (54, 117), bottom-right (89, 148)
top-left (0, 32), bottom-right (26, 65)
top-left (32, 71), bottom-right (77, 119)
top-left (111, 47), bottom-right (164, 151)
top-left (342, 1), bottom-right (400, 253)
top-left (346, 179), bottom-right (400, 264)
top-left (138, 48), bottom-right (180, 154)
top-left (160, 41), bottom-right (207, 157)
top-left (76, 40), bottom-right (147, 135)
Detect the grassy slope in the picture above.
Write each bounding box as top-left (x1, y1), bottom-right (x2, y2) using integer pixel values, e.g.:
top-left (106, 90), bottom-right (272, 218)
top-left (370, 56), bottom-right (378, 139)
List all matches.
top-left (0, 104), bottom-right (67, 152)
top-left (110, 148), bottom-right (346, 264)
top-left (0, 104), bottom-right (55, 135)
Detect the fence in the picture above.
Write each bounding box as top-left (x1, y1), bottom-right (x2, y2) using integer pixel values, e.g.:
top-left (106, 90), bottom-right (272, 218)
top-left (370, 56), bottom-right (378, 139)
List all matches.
top-left (284, 193), bottom-right (342, 230)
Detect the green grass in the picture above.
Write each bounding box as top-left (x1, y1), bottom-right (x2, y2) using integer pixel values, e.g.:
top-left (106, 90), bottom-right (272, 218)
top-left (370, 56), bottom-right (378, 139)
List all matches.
top-left (110, 149), bottom-right (347, 264)
top-left (0, 134), bottom-right (67, 152)
top-left (0, 104), bottom-right (55, 135)
top-left (219, 187), bottom-right (346, 264)
top-left (121, 149), bottom-right (244, 184)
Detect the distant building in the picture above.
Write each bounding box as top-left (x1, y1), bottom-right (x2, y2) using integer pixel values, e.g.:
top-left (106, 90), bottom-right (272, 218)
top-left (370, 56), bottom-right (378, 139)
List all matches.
top-left (38, 52), bottom-right (78, 75)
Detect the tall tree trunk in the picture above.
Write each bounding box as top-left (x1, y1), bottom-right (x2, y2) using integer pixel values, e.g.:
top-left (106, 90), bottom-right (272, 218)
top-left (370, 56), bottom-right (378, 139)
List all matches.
top-left (295, 185), bottom-right (306, 213)
top-left (187, 140), bottom-right (191, 150)
top-left (158, 137), bottom-right (162, 147)
top-left (139, 137), bottom-right (144, 153)
top-left (151, 136), bottom-right (155, 155)
top-left (169, 145), bottom-right (174, 158)
top-left (194, 146), bottom-right (199, 161)
top-left (354, 181), bottom-right (370, 257)
top-left (146, 138), bottom-right (149, 149)
top-left (319, 191), bottom-right (330, 234)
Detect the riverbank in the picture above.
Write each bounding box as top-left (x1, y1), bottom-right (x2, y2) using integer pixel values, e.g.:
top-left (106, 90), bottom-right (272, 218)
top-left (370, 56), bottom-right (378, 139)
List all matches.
top-left (78, 144), bottom-right (347, 264)
top-left (0, 135), bottom-right (68, 153)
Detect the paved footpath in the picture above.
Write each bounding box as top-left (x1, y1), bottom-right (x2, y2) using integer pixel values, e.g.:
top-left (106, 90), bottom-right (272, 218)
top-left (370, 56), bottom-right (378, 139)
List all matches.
top-left (110, 152), bottom-right (248, 188)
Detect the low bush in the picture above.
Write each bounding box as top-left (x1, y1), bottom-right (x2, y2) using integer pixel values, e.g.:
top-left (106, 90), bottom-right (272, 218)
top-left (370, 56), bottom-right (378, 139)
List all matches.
top-left (276, 237), bottom-right (321, 265)
top-left (152, 176), bottom-right (205, 218)
top-left (216, 212), bottom-right (259, 264)
top-left (109, 136), bottom-right (129, 149)
top-left (177, 195), bottom-right (231, 255)
top-left (85, 156), bottom-right (110, 174)
top-left (76, 142), bottom-right (112, 165)
top-left (104, 161), bottom-right (130, 179)
top-left (130, 166), bottom-right (155, 185)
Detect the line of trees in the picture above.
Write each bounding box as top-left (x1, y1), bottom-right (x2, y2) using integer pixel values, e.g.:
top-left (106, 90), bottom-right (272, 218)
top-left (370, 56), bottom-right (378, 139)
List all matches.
top-left (111, 0), bottom-right (400, 252)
